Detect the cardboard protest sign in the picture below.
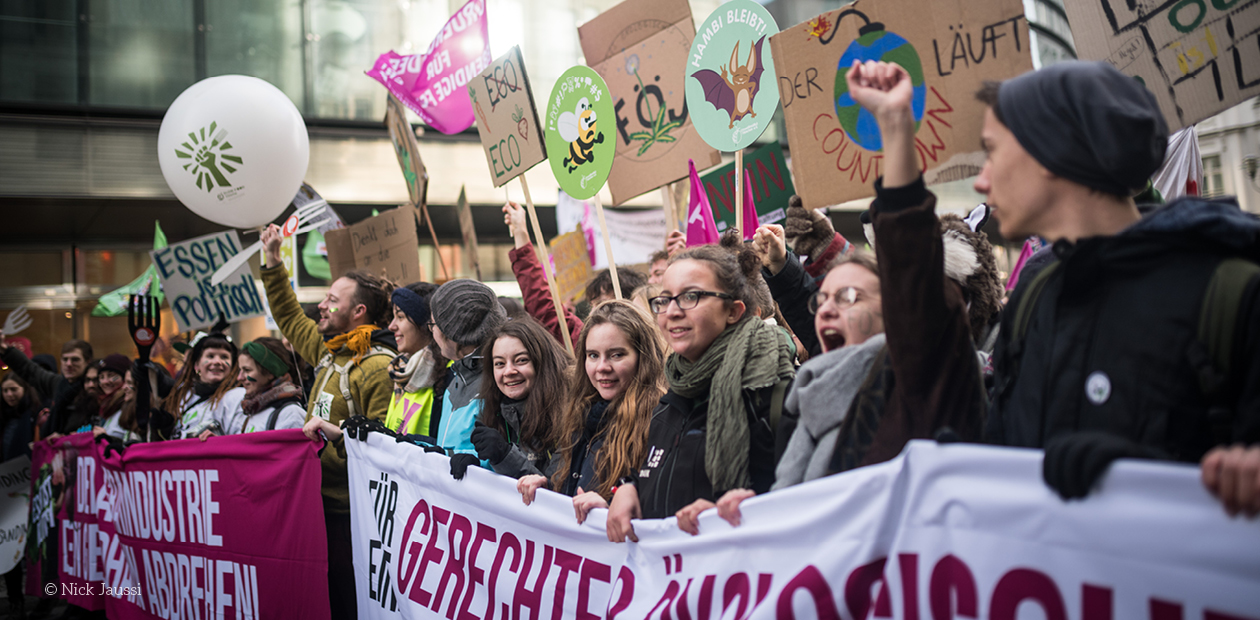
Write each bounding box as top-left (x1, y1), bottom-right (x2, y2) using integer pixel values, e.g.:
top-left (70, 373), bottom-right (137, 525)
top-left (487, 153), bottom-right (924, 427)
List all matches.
top-left (1064, 0), bottom-right (1260, 131)
top-left (770, 0), bottom-right (1031, 208)
top-left (578, 0), bottom-right (721, 205)
top-left (548, 229), bottom-right (593, 302)
top-left (686, 0), bottom-right (781, 152)
top-left (455, 186), bottom-right (481, 280)
top-left (546, 66), bottom-right (616, 200)
top-left (0, 457), bottom-right (29, 574)
top-left (384, 96), bottom-right (430, 208)
top-left (468, 47), bottom-right (546, 187)
top-left (701, 141), bottom-right (795, 232)
top-left (150, 231), bottom-right (265, 333)
top-left (324, 208), bottom-right (421, 283)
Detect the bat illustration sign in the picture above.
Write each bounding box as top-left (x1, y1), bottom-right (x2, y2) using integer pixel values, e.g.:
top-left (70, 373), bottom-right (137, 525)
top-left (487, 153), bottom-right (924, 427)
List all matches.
top-left (468, 46), bottom-right (546, 187)
top-left (685, 0), bottom-right (781, 151)
top-left (546, 66), bottom-right (616, 200)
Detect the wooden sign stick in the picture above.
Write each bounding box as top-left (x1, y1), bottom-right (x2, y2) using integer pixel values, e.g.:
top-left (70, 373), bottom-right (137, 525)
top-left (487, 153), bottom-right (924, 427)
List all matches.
top-left (593, 192), bottom-right (622, 300)
top-left (419, 203), bottom-right (451, 281)
top-left (734, 149), bottom-right (744, 237)
top-left (662, 185), bottom-right (678, 233)
top-left (518, 175), bottom-right (574, 354)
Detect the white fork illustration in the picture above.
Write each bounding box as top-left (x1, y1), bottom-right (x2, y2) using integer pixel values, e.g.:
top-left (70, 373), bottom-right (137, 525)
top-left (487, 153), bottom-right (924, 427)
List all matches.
top-left (209, 199), bottom-right (331, 286)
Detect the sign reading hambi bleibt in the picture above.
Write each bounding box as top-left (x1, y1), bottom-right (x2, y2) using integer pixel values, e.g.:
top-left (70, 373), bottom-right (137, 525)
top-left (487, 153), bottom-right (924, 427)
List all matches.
top-left (685, 0), bottom-right (781, 152)
top-left (150, 231), bottom-right (264, 333)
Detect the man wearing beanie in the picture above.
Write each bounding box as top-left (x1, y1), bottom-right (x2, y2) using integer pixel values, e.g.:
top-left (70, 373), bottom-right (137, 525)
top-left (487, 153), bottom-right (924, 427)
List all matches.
top-left (427, 278), bottom-right (507, 479)
top-left (970, 61), bottom-right (1260, 514)
top-left (259, 225), bottom-right (397, 619)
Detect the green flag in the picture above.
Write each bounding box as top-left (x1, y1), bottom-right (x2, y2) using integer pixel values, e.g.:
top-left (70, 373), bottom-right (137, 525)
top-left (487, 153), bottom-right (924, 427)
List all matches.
top-left (92, 222), bottom-right (167, 317)
top-left (302, 230), bottom-right (332, 281)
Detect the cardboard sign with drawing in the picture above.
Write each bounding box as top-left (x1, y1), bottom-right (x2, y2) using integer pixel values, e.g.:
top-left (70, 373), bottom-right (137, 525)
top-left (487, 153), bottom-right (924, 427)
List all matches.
top-left (468, 46), bottom-right (547, 187)
top-left (770, 0), bottom-right (1031, 208)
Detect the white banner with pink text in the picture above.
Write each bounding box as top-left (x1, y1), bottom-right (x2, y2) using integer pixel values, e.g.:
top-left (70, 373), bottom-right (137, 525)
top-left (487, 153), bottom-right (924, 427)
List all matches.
top-left (346, 436), bottom-right (1260, 619)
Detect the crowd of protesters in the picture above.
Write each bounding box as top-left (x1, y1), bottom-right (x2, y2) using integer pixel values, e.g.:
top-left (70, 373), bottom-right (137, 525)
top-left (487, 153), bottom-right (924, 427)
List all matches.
top-left (0, 59), bottom-right (1258, 619)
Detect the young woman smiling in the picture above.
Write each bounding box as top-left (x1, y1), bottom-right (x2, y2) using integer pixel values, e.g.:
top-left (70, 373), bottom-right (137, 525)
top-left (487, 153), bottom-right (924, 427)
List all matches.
top-left (384, 282), bottom-right (446, 436)
top-left (163, 333), bottom-right (245, 440)
top-left (220, 337), bottom-right (306, 435)
top-left (605, 244), bottom-right (796, 542)
top-left (516, 301), bottom-right (667, 525)
top-left (467, 318), bottom-right (571, 479)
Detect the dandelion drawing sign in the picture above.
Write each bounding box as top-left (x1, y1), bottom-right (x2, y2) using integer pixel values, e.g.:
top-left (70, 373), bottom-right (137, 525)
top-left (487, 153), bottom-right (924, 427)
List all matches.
top-left (468, 46), bottom-right (547, 187)
top-left (685, 0), bottom-right (781, 152)
top-left (546, 65), bottom-right (616, 200)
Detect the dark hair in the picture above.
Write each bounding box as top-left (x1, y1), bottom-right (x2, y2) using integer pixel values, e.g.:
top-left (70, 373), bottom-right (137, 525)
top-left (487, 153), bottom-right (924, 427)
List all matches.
top-left (549, 301), bottom-right (666, 499)
top-left (93, 358), bottom-right (130, 420)
top-left (478, 317), bottom-right (572, 454)
top-left (668, 233), bottom-right (758, 311)
top-left (1, 373), bottom-right (42, 423)
top-left (498, 297), bottom-right (525, 317)
top-left (62, 339), bottom-right (93, 360)
top-left (163, 336), bottom-right (238, 415)
top-left (119, 364), bottom-right (171, 433)
top-left (975, 80), bottom-right (1006, 126)
top-left (343, 270), bottom-right (395, 328)
top-left (585, 268), bottom-right (649, 304)
top-left (827, 248), bottom-right (879, 276)
top-left (649, 249), bottom-right (670, 264)
top-left (396, 281), bottom-right (447, 387)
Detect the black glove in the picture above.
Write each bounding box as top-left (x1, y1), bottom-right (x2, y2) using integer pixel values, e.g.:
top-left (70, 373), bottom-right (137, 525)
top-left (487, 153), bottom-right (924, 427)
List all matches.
top-left (95, 433), bottom-right (126, 458)
top-left (343, 415), bottom-right (391, 441)
top-left (449, 453), bottom-right (481, 480)
top-left (470, 422), bottom-right (510, 464)
top-left (934, 427), bottom-right (962, 444)
top-left (1043, 432), bottom-right (1164, 500)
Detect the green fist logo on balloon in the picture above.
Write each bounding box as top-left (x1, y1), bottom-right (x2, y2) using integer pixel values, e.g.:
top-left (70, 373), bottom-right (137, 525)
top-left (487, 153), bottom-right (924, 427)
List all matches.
top-left (158, 76), bottom-right (310, 229)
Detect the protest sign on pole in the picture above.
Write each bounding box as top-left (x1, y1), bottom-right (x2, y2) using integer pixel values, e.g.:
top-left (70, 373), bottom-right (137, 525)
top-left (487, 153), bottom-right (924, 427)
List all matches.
top-left (770, 0), bottom-right (1031, 208)
top-left (365, 0), bottom-right (490, 135)
top-left (324, 208), bottom-right (421, 284)
top-left (1064, 0), bottom-right (1260, 132)
top-left (578, 0), bottom-right (722, 206)
top-left (468, 46), bottom-right (547, 188)
top-left (548, 229), bottom-right (593, 302)
top-left (0, 457), bottom-right (30, 574)
top-left (26, 441), bottom-right (56, 598)
top-left (149, 231), bottom-right (264, 333)
top-left (700, 141), bottom-right (795, 233)
top-left (384, 94), bottom-right (450, 281)
top-left (455, 186), bottom-right (482, 280)
top-left (347, 436), bottom-right (1260, 619)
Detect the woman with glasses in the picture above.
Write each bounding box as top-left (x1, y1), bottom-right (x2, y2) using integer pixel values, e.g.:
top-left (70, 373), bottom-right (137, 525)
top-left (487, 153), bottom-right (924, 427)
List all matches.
top-left (605, 243), bottom-right (796, 542)
top-left (515, 301), bottom-right (667, 526)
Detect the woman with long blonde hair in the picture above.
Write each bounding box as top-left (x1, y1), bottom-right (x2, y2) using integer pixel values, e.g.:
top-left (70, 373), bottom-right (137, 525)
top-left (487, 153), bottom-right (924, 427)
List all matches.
top-left (517, 300), bottom-right (667, 524)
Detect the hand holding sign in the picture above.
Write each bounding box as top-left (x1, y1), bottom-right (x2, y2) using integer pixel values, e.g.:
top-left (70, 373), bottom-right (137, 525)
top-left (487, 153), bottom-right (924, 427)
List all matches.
top-left (208, 198), bottom-right (331, 286)
top-left (2, 306), bottom-right (31, 337)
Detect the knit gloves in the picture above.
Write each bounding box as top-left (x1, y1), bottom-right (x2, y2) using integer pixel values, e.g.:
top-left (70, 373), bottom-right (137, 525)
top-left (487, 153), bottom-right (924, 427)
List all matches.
top-left (1043, 431), bottom-right (1165, 500)
top-left (783, 195), bottom-right (835, 264)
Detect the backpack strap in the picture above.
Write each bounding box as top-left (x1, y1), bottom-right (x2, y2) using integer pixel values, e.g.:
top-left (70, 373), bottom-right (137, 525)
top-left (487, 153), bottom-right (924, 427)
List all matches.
top-left (992, 262), bottom-right (1059, 409)
top-left (337, 346), bottom-right (396, 419)
top-left (768, 378), bottom-right (789, 434)
top-left (1191, 257), bottom-right (1260, 445)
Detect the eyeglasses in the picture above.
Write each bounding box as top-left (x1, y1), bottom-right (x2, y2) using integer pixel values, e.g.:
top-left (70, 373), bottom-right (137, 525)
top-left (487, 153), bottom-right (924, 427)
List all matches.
top-left (809, 287), bottom-right (861, 314)
top-left (648, 291), bottom-right (733, 314)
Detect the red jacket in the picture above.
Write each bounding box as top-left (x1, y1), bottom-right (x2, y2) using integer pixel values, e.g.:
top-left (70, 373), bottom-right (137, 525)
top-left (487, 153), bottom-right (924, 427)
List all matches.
top-left (509, 243), bottom-right (584, 346)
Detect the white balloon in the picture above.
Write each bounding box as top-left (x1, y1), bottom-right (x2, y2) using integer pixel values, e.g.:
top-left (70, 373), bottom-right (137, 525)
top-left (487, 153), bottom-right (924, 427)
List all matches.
top-left (158, 76), bottom-right (310, 229)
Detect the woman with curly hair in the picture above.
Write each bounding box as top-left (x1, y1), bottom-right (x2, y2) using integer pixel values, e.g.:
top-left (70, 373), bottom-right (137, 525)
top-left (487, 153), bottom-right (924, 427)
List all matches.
top-left (516, 300), bottom-right (667, 524)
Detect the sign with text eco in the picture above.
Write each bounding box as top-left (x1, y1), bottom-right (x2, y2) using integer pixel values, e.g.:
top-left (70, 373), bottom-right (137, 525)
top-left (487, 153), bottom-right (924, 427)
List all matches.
top-left (769, 0), bottom-right (1031, 208)
top-left (469, 46), bottom-right (546, 187)
top-left (546, 66), bottom-right (616, 200)
top-left (686, 0), bottom-right (781, 152)
top-left (1065, 0), bottom-right (1260, 132)
top-left (578, 0), bottom-right (721, 205)
top-left (150, 231), bottom-right (264, 333)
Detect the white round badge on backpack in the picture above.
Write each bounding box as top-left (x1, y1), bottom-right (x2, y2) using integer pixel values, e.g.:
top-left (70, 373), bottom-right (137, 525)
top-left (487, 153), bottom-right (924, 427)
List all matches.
top-left (157, 76), bottom-right (310, 229)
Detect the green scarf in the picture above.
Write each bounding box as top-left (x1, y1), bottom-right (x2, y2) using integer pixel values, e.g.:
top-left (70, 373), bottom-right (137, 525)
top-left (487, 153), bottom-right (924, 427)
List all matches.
top-left (665, 315), bottom-right (796, 495)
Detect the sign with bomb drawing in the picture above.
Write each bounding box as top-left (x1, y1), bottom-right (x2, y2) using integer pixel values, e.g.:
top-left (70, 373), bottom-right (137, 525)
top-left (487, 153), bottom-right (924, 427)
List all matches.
top-left (468, 46), bottom-right (547, 187)
top-left (686, 0), bottom-right (781, 152)
top-left (769, 0), bottom-right (1031, 209)
top-left (578, 0), bottom-right (722, 205)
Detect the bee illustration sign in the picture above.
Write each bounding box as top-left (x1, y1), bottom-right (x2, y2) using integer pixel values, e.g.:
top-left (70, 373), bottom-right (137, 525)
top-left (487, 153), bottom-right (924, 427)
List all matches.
top-left (578, 0), bottom-right (721, 205)
top-left (468, 46), bottom-right (547, 187)
top-left (769, 0), bottom-right (1031, 208)
top-left (546, 66), bottom-right (616, 200)
top-left (686, 0), bottom-right (781, 152)
top-left (1064, 0), bottom-right (1260, 131)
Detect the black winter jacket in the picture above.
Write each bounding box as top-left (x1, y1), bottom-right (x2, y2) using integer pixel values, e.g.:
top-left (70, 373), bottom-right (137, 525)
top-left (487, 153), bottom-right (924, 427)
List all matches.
top-left (0, 347), bottom-right (88, 436)
top-left (489, 398), bottom-right (556, 479)
top-left (987, 197), bottom-right (1260, 460)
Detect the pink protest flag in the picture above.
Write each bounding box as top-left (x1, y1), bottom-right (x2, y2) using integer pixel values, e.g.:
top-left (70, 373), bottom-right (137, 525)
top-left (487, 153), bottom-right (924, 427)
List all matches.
top-left (365, 0), bottom-right (490, 135)
top-left (741, 172), bottom-right (760, 240)
top-left (687, 159), bottom-right (720, 247)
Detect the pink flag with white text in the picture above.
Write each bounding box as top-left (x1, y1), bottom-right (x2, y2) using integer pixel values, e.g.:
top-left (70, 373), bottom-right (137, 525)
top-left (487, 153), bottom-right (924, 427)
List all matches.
top-left (53, 430), bottom-right (331, 619)
top-left (741, 172), bottom-right (760, 240)
top-left (365, 0), bottom-right (491, 135)
top-left (687, 159), bottom-right (720, 247)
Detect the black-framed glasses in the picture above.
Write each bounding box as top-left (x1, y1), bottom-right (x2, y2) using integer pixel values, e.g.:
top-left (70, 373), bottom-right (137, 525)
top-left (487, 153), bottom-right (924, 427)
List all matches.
top-left (809, 287), bottom-right (861, 314)
top-left (648, 291), bottom-right (733, 314)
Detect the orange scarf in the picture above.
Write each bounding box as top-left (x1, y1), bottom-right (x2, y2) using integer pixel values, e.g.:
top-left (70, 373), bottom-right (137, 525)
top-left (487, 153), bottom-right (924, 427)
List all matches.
top-left (324, 324), bottom-right (376, 364)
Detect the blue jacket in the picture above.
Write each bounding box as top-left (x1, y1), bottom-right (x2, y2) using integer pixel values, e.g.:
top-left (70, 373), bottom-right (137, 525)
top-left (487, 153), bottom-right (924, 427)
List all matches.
top-left (435, 355), bottom-right (488, 465)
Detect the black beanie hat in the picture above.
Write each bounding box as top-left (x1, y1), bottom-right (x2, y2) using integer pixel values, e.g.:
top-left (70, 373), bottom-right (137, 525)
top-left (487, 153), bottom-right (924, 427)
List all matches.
top-left (429, 279), bottom-right (507, 348)
top-left (997, 61), bottom-right (1168, 196)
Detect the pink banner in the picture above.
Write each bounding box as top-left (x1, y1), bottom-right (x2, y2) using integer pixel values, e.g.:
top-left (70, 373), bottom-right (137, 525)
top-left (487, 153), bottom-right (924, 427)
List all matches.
top-left (39, 430), bottom-right (328, 618)
top-left (687, 159), bottom-right (720, 247)
top-left (26, 439), bottom-right (58, 598)
top-left (365, 0), bottom-right (490, 135)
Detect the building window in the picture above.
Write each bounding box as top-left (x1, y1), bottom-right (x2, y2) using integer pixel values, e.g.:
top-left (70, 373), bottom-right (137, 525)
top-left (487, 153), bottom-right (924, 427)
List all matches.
top-left (1202, 155), bottom-right (1224, 198)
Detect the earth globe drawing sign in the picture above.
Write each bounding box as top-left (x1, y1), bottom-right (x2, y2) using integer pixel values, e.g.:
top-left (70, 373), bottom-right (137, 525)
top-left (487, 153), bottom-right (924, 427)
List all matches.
top-left (546, 66), bottom-right (616, 200)
top-left (157, 75), bottom-right (310, 229)
top-left (833, 19), bottom-right (926, 152)
top-left (685, 0), bottom-right (780, 152)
